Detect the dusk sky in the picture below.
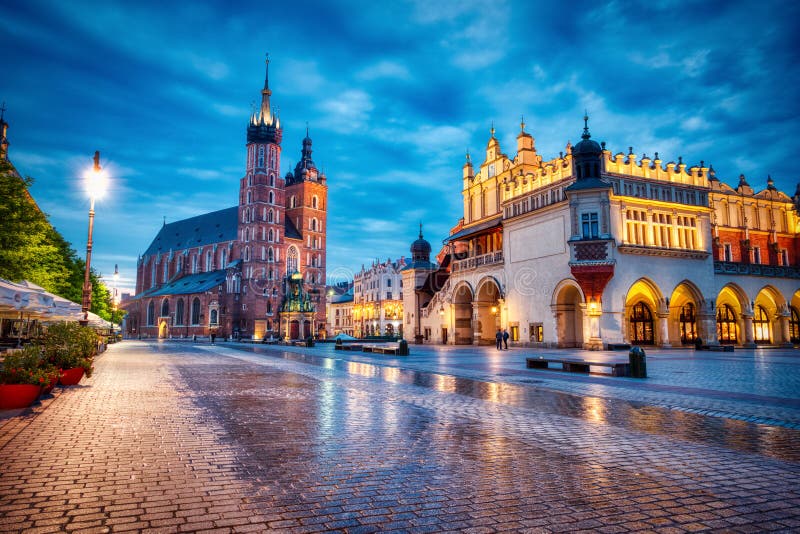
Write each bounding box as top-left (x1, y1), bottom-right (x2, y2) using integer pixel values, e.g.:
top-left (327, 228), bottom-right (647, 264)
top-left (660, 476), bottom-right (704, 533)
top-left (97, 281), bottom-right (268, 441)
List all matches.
top-left (2, 0), bottom-right (798, 294)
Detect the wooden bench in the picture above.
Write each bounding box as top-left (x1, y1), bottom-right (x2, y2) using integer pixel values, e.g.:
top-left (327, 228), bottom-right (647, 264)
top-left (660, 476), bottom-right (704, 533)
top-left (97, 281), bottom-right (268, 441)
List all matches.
top-left (526, 357), bottom-right (630, 377)
top-left (699, 345), bottom-right (734, 352)
top-left (335, 344), bottom-right (363, 351)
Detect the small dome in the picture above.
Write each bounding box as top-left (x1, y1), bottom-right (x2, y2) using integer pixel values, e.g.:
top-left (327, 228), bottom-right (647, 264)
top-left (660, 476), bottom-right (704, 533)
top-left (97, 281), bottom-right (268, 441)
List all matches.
top-left (572, 114), bottom-right (601, 156)
top-left (410, 224), bottom-right (432, 262)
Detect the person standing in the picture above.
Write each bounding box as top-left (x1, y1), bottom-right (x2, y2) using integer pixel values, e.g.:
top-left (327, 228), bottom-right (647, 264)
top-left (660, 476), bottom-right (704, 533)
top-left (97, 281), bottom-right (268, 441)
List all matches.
top-left (502, 328), bottom-right (509, 349)
top-left (495, 328), bottom-right (503, 350)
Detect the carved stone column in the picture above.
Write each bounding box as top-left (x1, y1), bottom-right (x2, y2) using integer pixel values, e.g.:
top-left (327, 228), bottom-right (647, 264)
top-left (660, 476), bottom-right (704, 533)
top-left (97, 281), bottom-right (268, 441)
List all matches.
top-left (741, 313), bottom-right (756, 348)
top-left (778, 312), bottom-right (792, 346)
top-left (472, 301), bottom-right (481, 345)
top-left (657, 312), bottom-right (671, 348)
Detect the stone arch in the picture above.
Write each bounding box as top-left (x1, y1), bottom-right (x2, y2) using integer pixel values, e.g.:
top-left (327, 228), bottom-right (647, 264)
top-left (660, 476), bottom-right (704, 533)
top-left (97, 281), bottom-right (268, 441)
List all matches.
top-left (451, 281), bottom-right (474, 345)
top-left (668, 280), bottom-right (703, 345)
top-left (551, 279), bottom-right (585, 348)
top-left (716, 283), bottom-right (748, 345)
top-left (753, 285), bottom-right (787, 344)
top-left (624, 278), bottom-right (665, 346)
top-left (474, 277), bottom-right (502, 345)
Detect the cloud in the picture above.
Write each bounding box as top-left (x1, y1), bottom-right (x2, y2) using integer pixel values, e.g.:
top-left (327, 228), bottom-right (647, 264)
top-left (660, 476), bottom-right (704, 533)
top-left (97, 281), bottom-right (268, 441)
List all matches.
top-left (356, 60), bottom-right (411, 81)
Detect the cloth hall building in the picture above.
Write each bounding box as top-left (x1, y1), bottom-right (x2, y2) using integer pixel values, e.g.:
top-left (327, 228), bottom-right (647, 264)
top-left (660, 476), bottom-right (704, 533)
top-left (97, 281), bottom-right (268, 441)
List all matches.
top-left (402, 117), bottom-right (800, 349)
top-left (125, 59), bottom-right (328, 341)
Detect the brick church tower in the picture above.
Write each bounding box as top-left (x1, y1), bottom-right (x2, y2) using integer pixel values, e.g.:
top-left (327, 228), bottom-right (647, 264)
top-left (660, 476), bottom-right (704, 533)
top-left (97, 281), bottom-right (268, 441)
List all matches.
top-left (238, 56), bottom-right (328, 338)
top-left (284, 128), bottom-right (328, 333)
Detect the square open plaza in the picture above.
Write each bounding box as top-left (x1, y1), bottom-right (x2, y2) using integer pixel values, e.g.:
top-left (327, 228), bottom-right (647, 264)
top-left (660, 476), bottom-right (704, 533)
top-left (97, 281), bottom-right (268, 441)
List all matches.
top-left (2, 13), bottom-right (800, 531)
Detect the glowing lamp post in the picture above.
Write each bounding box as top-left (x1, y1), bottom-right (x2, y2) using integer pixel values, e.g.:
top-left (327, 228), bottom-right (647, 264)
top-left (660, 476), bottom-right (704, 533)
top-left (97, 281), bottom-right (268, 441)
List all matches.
top-left (80, 151), bottom-right (107, 324)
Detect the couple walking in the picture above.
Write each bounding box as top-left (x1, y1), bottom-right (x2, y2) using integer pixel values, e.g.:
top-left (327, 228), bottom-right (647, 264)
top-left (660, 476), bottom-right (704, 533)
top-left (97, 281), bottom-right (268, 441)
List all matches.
top-left (495, 328), bottom-right (509, 350)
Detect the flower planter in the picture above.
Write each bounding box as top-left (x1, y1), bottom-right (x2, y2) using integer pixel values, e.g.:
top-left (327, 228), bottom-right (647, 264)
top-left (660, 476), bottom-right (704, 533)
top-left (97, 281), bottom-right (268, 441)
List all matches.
top-left (59, 367), bottom-right (85, 386)
top-left (0, 384), bottom-right (43, 410)
top-left (42, 374), bottom-right (59, 395)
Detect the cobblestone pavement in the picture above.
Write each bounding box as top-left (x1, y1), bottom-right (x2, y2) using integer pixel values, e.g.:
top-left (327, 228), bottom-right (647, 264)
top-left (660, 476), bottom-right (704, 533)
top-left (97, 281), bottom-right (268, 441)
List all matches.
top-left (1, 341), bottom-right (799, 533)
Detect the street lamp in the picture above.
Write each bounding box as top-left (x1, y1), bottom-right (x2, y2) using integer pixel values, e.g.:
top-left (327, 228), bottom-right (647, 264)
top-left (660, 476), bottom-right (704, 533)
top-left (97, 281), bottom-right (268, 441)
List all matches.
top-left (80, 151), bottom-right (107, 324)
top-left (113, 263), bottom-right (119, 310)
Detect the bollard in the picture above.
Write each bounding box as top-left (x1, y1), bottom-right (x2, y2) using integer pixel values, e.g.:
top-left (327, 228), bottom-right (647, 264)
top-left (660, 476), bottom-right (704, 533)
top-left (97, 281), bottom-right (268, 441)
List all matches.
top-left (628, 346), bottom-right (647, 378)
top-left (397, 339), bottom-right (409, 356)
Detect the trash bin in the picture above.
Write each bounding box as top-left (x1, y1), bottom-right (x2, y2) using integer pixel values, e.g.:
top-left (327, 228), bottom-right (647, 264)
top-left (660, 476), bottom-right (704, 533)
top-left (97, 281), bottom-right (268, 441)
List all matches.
top-left (628, 346), bottom-right (647, 378)
top-left (397, 339), bottom-right (409, 356)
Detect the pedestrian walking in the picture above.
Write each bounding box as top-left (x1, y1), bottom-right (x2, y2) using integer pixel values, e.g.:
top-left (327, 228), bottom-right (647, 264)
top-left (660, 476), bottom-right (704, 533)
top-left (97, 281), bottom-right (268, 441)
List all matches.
top-left (211, 333), bottom-right (216, 345)
top-left (495, 328), bottom-right (503, 350)
top-left (502, 328), bottom-right (509, 349)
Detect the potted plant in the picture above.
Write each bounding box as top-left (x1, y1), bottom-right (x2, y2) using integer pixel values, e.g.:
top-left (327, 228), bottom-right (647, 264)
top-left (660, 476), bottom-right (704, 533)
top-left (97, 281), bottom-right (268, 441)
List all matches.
top-left (0, 345), bottom-right (51, 409)
top-left (42, 322), bottom-right (96, 386)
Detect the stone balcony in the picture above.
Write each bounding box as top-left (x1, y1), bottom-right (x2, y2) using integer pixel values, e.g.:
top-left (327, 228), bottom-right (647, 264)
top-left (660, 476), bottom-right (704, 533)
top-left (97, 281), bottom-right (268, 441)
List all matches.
top-left (451, 251), bottom-right (504, 273)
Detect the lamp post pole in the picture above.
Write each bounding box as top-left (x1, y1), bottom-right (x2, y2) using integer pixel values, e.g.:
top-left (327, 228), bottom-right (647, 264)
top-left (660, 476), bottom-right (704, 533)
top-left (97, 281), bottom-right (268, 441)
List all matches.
top-left (80, 151), bottom-right (102, 325)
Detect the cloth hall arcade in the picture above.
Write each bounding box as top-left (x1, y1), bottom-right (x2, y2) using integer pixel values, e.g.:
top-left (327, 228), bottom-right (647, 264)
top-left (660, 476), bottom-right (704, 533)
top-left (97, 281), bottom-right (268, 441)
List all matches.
top-left (403, 117), bottom-right (800, 349)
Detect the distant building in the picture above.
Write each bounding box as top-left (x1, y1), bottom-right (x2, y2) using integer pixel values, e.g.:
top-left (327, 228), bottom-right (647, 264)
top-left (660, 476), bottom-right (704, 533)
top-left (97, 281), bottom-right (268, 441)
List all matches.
top-left (125, 58), bottom-right (328, 340)
top-left (407, 117), bottom-right (800, 348)
top-left (327, 282), bottom-right (354, 337)
top-left (353, 257), bottom-right (407, 337)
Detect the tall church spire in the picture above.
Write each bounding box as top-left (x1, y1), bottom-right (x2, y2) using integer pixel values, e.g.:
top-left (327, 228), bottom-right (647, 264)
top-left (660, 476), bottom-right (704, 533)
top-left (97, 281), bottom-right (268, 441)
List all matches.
top-left (259, 54), bottom-right (272, 125)
top-left (247, 56), bottom-right (281, 144)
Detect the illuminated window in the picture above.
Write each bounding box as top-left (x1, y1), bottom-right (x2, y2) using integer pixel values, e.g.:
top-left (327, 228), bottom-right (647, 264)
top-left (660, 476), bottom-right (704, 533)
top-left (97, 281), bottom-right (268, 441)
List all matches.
top-left (629, 302), bottom-right (654, 345)
top-left (790, 306), bottom-right (800, 343)
top-left (679, 303), bottom-right (696, 344)
top-left (716, 305), bottom-right (737, 344)
top-left (753, 305), bottom-right (770, 344)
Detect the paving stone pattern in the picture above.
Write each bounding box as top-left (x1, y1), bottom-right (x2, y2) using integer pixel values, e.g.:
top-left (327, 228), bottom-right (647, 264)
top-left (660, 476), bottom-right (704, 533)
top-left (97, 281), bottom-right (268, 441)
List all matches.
top-left (1, 341), bottom-right (799, 533)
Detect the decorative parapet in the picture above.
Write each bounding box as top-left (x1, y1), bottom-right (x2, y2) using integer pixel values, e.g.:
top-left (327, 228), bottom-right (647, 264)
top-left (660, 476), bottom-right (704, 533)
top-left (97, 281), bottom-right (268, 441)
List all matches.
top-left (618, 245), bottom-right (709, 260)
top-left (714, 261), bottom-right (800, 278)
top-left (604, 151), bottom-right (709, 187)
top-left (451, 251), bottom-right (503, 272)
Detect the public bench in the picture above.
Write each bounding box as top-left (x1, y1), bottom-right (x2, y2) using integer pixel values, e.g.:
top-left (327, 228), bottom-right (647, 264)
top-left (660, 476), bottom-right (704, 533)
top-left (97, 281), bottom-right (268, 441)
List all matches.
top-left (526, 357), bottom-right (630, 377)
top-left (607, 343), bottom-right (631, 351)
top-left (362, 344), bottom-right (401, 355)
top-left (335, 343), bottom-right (363, 351)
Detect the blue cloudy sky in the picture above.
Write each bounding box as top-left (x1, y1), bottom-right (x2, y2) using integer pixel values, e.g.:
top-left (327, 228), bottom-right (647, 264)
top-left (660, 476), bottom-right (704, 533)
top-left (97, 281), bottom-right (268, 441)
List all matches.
top-left (1, 0), bottom-right (798, 293)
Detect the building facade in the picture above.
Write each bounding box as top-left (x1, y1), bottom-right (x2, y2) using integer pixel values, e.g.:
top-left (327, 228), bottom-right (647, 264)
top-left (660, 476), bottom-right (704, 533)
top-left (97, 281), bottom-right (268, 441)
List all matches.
top-left (352, 258), bottom-right (407, 338)
top-left (125, 58), bottom-right (328, 340)
top-left (407, 117), bottom-right (800, 349)
top-left (327, 283), bottom-right (355, 337)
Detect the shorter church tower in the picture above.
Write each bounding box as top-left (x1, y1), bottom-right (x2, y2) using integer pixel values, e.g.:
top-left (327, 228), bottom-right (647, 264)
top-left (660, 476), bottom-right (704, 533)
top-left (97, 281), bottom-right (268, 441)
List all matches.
top-left (284, 127), bottom-right (328, 333)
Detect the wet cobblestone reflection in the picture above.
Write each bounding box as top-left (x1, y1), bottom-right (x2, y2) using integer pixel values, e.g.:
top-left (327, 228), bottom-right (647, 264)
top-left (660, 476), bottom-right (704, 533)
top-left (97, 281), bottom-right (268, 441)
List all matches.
top-left (0, 340), bottom-right (798, 533)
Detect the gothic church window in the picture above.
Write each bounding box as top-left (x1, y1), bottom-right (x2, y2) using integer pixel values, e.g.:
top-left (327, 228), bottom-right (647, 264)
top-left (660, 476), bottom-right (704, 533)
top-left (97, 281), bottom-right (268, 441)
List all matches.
top-left (147, 301), bottom-right (155, 326)
top-left (268, 209), bottom-right (274, 223)
top-left (312, 195), bottom-right (318, 209)
top-left (287, 246), bottom-right (299, 274)
top-left (161, 299), bottom-right (169, 317)
top-left (258, 146), bottom-right (264, 167)
top-left (175, 299), bottom-right (184, 325)
top-left (191, 298), bottom-right (201, 325)
top-left (269, 191), bottom-right (274, 204)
